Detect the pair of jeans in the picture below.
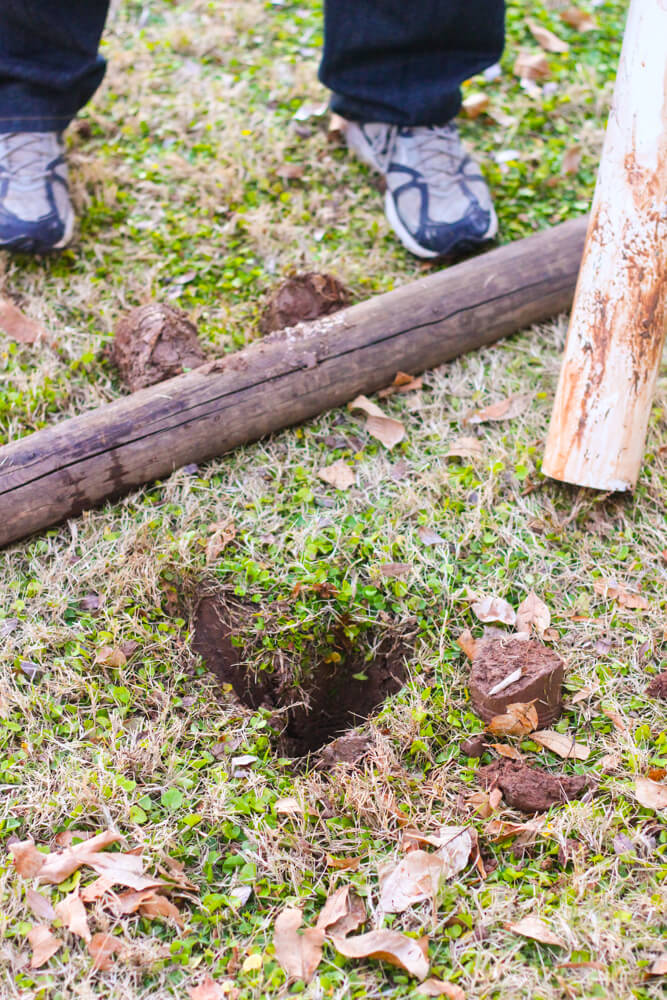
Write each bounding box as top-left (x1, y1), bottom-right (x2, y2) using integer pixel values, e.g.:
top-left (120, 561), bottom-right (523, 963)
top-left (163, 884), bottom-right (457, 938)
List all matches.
top-left (0, 1), bottom-right (504, 133)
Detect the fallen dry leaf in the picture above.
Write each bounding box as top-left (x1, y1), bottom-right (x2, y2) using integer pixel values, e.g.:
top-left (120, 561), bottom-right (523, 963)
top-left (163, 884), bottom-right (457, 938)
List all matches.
top-left (54, 891), bottom-right (91, 942)
top-left (378, 562), bottom-right (411, 580)
top-left (0, 296), bottom-right (47, 344)
top-left (560, 6), bottom-right (596, 31)
top-left (445, 436), bottom-right (483, 460)
top-left (331, 929), bottom-right (429, 980)
top-left (506, 916), bottom-right (566, 948)
top-left (487, 702), bottom-right (539, 738)
top-left (648, 953), bottom-right (667, 976)
top-left (326, 855), bottom-right (361, 871)
top-left (635, 778), bottom-right (667, 811)
top-left (378, 371), bottom-right (423, 398)
top-left (318, 460), bottom-right (355, 490)
top-left (456, 629), bottom-right (478, 661)
top-left (11, 829), bottom-right (122, 884)
top-left (513, 51), bottom-right (551, 81)
top-left (468, 790), bottom-right (498, 819)
top-left (94, 645), bottom-right (127, 668)
top-left (531, 730), bottom-right (590, 761)
top-left (349, 394), bottom-right (405, 449)
top-left (485, 817), bottom-right (546, 842)
top-left (316, 886), bottom-right (366, 937)
top-left (418, 526), bottom-right (445, 546)
top-left (461, 92), bottom-right (489, 118)
top-left (80, 876), bottom-right (114, 902)
top-left (275, 797), bottom-right (303, 816)
top-left (11, 840), bottom-right (47, 878)
top-left (472, 596), bottom-right (516, 626)
top-left (598, 752), bottom-right (621, 773)
top-left (188, 977), bottom-right (228, 1000)
top-left (570, 685), bottom-right (597, 704)
top-left (491, 743), bottom-right (524, 761)
top-left (136, 892), bottom-right (183, 927)
top-left (466, 393), bottom-right (530, 424)
top-left (593, 578), bottom-right (649, 610)
top-left (379, 850), bottom-right (446, 913)
top-left (88, 850), bottom-right (166, 891)
top-left (419, 978), bottom-right (466, 999)
top-left (89, 931), bottom-right (122, 971)
top-left (25, 888), bottom-right (55, 922)
top-left (436, 826), bottom-right (473, 877)
top-left (527, 19), bottom-right (568, 53)
top-left (603, 708), bottom-right (628, 733)
top-left (206, 519), bottom-right (236, 563)
top-left (28, 925), bottom-right (62, 969)
top-left (516, 592), bottom-right (550, 636)
top-left (273, 907), bottom-right (324, 983)
top-left (562, 145), bottom-right (583, 175)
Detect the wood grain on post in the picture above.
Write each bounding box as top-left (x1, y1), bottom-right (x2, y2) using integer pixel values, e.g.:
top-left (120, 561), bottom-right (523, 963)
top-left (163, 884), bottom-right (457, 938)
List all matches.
top-left (543, 0), bottom-right (667, 491)
top-left (0, 217), bottom-right (587, 548)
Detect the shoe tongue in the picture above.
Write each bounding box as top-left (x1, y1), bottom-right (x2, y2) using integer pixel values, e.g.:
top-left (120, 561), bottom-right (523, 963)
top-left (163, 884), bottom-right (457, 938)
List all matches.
top-left (4, 134), bottom-right (54, 176)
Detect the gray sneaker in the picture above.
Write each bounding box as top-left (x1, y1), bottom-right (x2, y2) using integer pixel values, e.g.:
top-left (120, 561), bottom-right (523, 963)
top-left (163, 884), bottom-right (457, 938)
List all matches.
top-left (345, 122), bottom-right (497, 259)
top-left (0, 132), bottom-right (74, 253)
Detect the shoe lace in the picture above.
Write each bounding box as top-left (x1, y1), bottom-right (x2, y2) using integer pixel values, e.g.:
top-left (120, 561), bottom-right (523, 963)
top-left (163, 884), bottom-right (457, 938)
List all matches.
top-left (0, 132), bottom-right (57, 177)
top-left (399, 125), bottom-right (465, 193)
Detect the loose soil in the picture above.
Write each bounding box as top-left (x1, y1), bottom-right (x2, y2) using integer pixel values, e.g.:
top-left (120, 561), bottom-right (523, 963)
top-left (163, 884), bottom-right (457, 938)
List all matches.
top-left (479, 759), bottom-right (593, 814)
top-left (646, 671), bottom-right (667, 700)
top-left (111, 302), bottom-right (206, 390)
top-left (259, 272), bottom-right (349, 334)
top-left (192, 593), bottom-right (408, 757)
top-left (469, 636), bottom-right (564, 726)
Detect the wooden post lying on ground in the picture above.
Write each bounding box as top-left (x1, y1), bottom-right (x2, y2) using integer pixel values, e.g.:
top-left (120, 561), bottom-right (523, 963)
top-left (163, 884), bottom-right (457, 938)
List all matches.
top-left (0, 217), bottom-right (587, 548)
top-left (543, 0), bottom-right (667, 491)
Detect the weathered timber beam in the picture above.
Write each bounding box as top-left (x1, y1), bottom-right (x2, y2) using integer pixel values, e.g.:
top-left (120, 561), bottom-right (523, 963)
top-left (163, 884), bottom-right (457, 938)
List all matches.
top-left (0, 217), bottom-right (587, 547)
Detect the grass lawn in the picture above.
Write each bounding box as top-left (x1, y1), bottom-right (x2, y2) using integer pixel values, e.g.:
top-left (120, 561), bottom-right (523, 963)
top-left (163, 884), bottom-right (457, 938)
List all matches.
top-left (1, 1), bottom-right (665, 997)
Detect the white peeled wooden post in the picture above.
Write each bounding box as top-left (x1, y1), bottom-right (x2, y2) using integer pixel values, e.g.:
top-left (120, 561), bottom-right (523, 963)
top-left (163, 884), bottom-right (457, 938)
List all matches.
top-left (543, 0), bottom-right (667, 491)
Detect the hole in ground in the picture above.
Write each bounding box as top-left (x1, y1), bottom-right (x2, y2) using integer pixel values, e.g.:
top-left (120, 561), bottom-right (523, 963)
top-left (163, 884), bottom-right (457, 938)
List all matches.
top-left (191, 592), bottom-right (410, 757)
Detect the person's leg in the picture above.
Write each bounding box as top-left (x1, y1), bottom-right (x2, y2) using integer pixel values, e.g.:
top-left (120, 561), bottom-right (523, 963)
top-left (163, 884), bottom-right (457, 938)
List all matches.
top-left (319, 0), bottom-right (505, 259)
top-left (320, 0), bottom-right (504, 126)
top-left (0, 0), bottom-right (110, 133)
top-left (0, 0), bottom-right (109, 252)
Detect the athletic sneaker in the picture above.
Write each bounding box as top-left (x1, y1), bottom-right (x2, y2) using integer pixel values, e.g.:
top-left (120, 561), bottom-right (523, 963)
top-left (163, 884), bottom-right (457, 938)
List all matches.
top-left (0, 132), bottom-right (74, 253)
top-left (345, 122), bottom-right (497, 259)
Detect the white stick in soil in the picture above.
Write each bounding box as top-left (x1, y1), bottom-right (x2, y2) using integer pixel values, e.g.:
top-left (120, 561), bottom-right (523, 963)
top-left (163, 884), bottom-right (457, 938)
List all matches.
top-left (543, 0), bottom-right (667, 491)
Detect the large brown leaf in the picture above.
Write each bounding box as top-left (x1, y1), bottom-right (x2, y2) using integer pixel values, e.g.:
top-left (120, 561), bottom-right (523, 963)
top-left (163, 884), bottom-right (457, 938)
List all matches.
top-left (54, 891), bottom-right (91, 942)
top-left (273, 907), bottom-right (324, 983)
top-left (349, 395), bottom-right (405, 449)
top-left (331, 929), bottom-right (429, 980)
top-left (315, 886), bottom-right (366, 936)
top-left (0, 296), bottom-right (47, 344)
top-left (27, 925), bottom-right (62, 969)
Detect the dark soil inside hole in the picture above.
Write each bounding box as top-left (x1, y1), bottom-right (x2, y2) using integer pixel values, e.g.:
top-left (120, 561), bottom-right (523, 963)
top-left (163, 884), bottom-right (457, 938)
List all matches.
top-left (192, 594), bottom-right (409, 757)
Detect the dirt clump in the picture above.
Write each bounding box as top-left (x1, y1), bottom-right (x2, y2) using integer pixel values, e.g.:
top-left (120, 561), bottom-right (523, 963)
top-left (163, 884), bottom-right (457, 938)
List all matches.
top-left (470, 636), bottom-right (564, 727)
top-left (646, 671), bottom-right (667, 700)
top-left (479, 759), bottom-right (593, 814)
top-left (111, 303), bottom-right (206, 390)
top-left (460, 734), bottom-right (488, 758)
top-left (260, 272), bottom-right (349, 334)
top-left (192, 593), bottom-right (408, 757)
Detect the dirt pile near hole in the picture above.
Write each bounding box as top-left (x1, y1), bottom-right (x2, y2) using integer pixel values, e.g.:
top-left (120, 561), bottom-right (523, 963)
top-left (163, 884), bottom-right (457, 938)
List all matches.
top-left (260, 272), bottom-right (349, 334)
top-left (111, 303), bottom-right (206, 390)
top-left (191, 594), bottom-right (408, 757)
top-left (479, 759), bottom-right (593, 814)
top-left (646, 671), bottom-right (667, 700)
top-left (470, 636), bottom-right (564, 726)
